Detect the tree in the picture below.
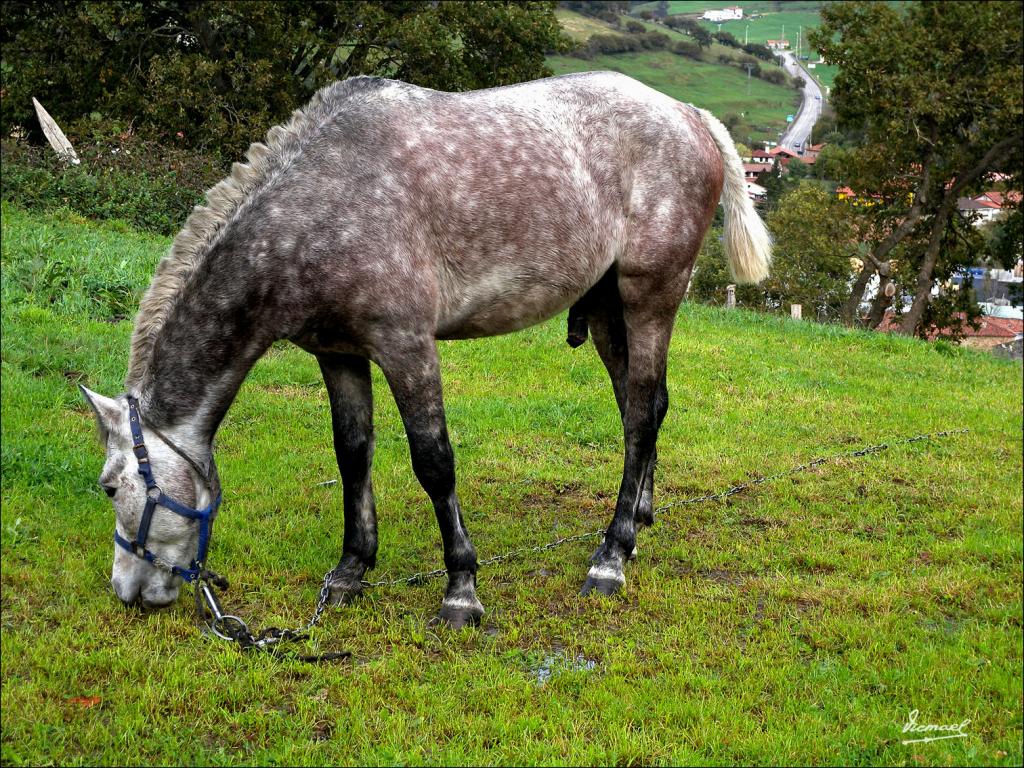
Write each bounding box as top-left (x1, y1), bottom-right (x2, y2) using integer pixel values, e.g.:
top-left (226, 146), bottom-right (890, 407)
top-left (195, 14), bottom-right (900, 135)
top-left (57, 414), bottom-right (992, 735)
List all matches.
top-left (664, 16), bottom-right (712, 47)
top-left (809, 1), bottom-right (1024, 335)
top-left (1, 1), bottom-right (570, 157)
top-left (762, 182), bottom-right (862, 321)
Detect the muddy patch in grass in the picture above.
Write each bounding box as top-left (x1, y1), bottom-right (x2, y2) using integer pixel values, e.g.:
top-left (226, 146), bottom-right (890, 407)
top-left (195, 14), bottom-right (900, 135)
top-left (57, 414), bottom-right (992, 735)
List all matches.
top-left (669, 561), bottom-right (756, 586)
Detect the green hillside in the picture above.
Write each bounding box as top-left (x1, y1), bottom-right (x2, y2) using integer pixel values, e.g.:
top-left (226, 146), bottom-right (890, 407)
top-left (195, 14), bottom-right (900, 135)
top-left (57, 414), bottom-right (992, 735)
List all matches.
top-left (551, 9), bottom-right (802, 144)
top-left (2, 205), bottom-right (1021, 765)
top-left (547, 51), bottom-right (798, 145)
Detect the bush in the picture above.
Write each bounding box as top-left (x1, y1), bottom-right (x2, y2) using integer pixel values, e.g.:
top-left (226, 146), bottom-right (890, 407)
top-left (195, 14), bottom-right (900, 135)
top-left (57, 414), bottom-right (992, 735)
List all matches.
top-left (673, 40), bottom-right (703, 59)
top-left (713, 31), bottom-right (741, 48)
top-left (1, 133), bottom-right (225, 236)
top-left (757, 68), bottom-right (788, 85)
top-left (625, 20), bottom-right (646, 34)
top-left (742, 42), bottom-right (775, 61)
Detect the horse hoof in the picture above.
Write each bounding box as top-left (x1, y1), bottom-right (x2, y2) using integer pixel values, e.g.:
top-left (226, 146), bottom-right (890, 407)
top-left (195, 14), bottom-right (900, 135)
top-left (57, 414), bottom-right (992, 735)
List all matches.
top-left (635, 509), bottom-right (655, 528)
top-left (327, 579), bottom-right (363, 606)
top-left (580, 567), bottom-right (625, 597)
top-left (434, 598), bottom-right (485, 630)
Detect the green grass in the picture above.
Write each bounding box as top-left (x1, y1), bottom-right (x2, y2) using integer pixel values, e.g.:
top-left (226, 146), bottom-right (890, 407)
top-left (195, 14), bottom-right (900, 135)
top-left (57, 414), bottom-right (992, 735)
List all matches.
top-left (551, 9), bottom-right (802, 144)
top-left (555, 8), bottom-right (617, 42)
top-left (547, 50), bottom-right (800, 144)
top-left (2, 204), bottom-right (1022, 765)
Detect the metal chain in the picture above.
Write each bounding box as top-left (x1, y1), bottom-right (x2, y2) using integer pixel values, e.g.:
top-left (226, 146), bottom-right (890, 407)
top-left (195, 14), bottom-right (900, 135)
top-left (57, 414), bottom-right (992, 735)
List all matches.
top-left (195, 567), bottom-right (349, 661)
top-left (195, 427), bottom-right (968, 656)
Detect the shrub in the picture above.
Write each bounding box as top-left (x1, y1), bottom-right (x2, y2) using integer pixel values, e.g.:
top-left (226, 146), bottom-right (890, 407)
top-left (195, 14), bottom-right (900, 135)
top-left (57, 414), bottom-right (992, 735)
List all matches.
top-left (758, 68), bottom-right (788, 86)
top-left (1, 133), bottom-right (225, 236)
top-left (742, 42), bottom-right (775, 61)
top-left (673, 40), bottom-right (703, 59)
top-left (713, 30), bottom-right (741, 48)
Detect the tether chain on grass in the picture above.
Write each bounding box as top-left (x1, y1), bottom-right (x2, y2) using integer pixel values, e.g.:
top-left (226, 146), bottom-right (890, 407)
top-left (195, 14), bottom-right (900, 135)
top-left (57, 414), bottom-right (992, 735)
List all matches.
top-left (358, 428), bottom-right (970, 589)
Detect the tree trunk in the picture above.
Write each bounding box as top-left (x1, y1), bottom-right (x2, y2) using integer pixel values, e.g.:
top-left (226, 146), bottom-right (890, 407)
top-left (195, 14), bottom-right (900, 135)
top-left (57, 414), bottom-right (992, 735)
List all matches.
top-left (897, 205), bottom-right (951, 336)
top-left (866, 276), bottom-right (894, 328)
top-left (842, 262), bottom-right (875, 326)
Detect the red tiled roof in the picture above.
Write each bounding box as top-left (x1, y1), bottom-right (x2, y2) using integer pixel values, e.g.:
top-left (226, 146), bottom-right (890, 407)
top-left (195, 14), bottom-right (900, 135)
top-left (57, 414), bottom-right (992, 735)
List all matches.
top-left (743, 163), bottom-right (770, 174)
top-left (877, 312), bottom-right (1023, 339)
top-left (976, 190), bottom-right (1022, 208)
top-left (751, 149), bottom-right (773, 158)
top-left (769, 146), bottom-right (799, 157)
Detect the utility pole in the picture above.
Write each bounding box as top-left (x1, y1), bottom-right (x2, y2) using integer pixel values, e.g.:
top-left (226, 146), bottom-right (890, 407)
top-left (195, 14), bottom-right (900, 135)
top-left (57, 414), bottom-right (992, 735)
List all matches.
top-left (745, 62), bottom-right (753, 95)
top-left (745, 25), bottom-right (749, 45)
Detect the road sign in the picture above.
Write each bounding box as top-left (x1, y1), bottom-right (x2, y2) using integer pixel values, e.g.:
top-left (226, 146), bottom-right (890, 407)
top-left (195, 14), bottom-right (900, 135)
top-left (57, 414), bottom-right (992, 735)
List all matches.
top-left (786, 115), bottom-right (794, 122)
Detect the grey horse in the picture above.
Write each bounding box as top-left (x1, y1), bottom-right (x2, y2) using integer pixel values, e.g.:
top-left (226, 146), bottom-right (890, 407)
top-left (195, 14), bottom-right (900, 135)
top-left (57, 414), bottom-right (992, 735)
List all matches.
top-left (81, 71), bottom-right (770, 628)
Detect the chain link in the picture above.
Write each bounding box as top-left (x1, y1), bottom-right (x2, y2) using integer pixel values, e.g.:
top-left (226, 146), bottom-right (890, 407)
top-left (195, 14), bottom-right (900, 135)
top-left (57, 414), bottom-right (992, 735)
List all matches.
top-left (195, 428), bottom-right (968, 655)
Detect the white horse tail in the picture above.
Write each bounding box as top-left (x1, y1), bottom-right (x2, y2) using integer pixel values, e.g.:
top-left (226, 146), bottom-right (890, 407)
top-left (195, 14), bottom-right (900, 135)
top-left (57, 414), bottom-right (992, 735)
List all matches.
top-left (693, 107), bottom-right (772, 284)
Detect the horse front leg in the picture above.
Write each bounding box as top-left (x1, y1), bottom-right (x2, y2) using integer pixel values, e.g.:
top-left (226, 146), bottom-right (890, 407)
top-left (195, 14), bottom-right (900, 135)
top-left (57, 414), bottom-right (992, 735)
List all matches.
top-left (317, 353), bottom-right (378, 605)
top-left (378, 340), bottom-right (484, 629)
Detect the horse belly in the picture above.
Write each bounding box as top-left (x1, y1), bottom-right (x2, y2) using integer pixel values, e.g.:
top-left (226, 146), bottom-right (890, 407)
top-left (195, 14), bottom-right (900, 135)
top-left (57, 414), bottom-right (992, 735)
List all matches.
top-left (435, 251), bottom-right (610, 340)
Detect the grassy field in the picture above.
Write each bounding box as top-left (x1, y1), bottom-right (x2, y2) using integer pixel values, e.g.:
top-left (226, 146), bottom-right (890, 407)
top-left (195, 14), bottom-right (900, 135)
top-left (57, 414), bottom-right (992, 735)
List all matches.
top-left (551, 9), bottom-right (802, 144)
top-left (2, 203), bottom-right (1022, 765)
top-left (547, 51), bottom-right (799, 145)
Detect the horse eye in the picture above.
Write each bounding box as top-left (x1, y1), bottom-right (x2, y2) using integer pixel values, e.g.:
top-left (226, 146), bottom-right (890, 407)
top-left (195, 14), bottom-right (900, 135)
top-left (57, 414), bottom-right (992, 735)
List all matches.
top-left (101, 484), bottom-right (117, 498)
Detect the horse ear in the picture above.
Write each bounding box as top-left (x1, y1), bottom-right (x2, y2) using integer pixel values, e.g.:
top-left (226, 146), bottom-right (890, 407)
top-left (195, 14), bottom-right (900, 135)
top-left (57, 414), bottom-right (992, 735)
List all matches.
top-left (79, 385), bottom-right (121, 440)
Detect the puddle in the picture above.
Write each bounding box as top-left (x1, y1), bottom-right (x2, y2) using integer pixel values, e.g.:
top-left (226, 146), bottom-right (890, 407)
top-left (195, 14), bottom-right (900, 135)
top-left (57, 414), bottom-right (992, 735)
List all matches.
top-left (531, 651), bottom-right (598, 685)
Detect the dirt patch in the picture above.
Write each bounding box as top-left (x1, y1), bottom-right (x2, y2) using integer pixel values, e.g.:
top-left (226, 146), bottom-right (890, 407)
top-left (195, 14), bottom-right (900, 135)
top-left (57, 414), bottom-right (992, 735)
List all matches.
top-left (670, 562), bottom-right (755, 586)
top-left (738, 515), bottom-right (785, 530)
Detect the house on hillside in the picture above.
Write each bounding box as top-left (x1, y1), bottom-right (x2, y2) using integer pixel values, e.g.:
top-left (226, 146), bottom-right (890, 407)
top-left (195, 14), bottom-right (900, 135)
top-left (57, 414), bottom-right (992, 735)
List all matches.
top-left (877, 310), bottom-right (1023, 352)
top-left (702, 7), bottom-right (743, 23)
top-left (957, 190), bottom-right (1021, 226)
top-left (802, 142), bottom-right (826, 161)
top-left (766, 39), bottom-right (790, 50)
top-left (743, 162), bottom-right (772, 183)
top-left (768, 145), bottom-right (800, 170)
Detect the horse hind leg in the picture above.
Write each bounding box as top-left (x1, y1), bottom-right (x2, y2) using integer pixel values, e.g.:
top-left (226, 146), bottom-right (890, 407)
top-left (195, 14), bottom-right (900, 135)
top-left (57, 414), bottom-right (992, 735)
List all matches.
top-left (318, 353), bottom-right (378, 605)
top-left (582, 272), bottom-right (682, 596)
top-left (580, 270), bottom-right (662, 530)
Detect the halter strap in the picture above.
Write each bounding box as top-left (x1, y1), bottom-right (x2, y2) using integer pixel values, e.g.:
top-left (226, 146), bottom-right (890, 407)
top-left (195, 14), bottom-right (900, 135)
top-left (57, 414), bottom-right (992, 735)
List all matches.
top-left (117, 396), bottom-right (221, 583)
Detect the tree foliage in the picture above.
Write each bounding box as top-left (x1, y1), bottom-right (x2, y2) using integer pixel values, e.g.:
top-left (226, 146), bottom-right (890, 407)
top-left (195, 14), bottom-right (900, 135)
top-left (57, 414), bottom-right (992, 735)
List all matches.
top-left (809, 1), bottom-right (1023, 334)
top-left (1, 1), bottom-right (570, 157)
top-left (762, 182), bottom-right (860, 321)
top-left (691, 182), bottom-right (864, 321)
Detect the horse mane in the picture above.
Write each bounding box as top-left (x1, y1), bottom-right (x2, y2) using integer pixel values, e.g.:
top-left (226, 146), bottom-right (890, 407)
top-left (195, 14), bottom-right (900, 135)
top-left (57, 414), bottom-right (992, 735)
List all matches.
top-left (124, 77), bottom-right (391, 392)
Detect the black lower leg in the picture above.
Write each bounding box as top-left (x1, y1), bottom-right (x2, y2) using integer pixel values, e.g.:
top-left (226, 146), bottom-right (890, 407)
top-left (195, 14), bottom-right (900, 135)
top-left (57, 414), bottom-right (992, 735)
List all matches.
top-left (382, 345), bottom-right (484, 628)
top-left (318, 354), bottom-right (377, 604)
top-left (636, 374), bottom-right (668, 528)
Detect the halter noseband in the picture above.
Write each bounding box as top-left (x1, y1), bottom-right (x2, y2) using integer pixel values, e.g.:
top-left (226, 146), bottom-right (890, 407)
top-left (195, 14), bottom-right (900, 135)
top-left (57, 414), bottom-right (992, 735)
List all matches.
top-left (114, 395), bottom-right (221, 583)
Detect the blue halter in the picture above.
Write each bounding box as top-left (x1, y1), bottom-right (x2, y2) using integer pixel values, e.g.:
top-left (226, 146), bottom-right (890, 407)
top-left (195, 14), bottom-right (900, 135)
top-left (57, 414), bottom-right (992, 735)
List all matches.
top-left (114, 396), bottom-right (221, 583)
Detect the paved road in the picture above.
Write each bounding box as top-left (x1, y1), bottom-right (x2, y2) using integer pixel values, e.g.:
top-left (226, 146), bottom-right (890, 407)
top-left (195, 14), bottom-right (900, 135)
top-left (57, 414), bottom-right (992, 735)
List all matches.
top-left (776, 51), bottom-right (823, 152)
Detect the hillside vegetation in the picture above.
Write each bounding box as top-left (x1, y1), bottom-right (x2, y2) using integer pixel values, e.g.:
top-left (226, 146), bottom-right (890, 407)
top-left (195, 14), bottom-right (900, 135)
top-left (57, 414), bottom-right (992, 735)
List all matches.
top-left (2, 205), bottom-right (1021, 765)
top-left (552, 8), bottom-right (801, 143)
